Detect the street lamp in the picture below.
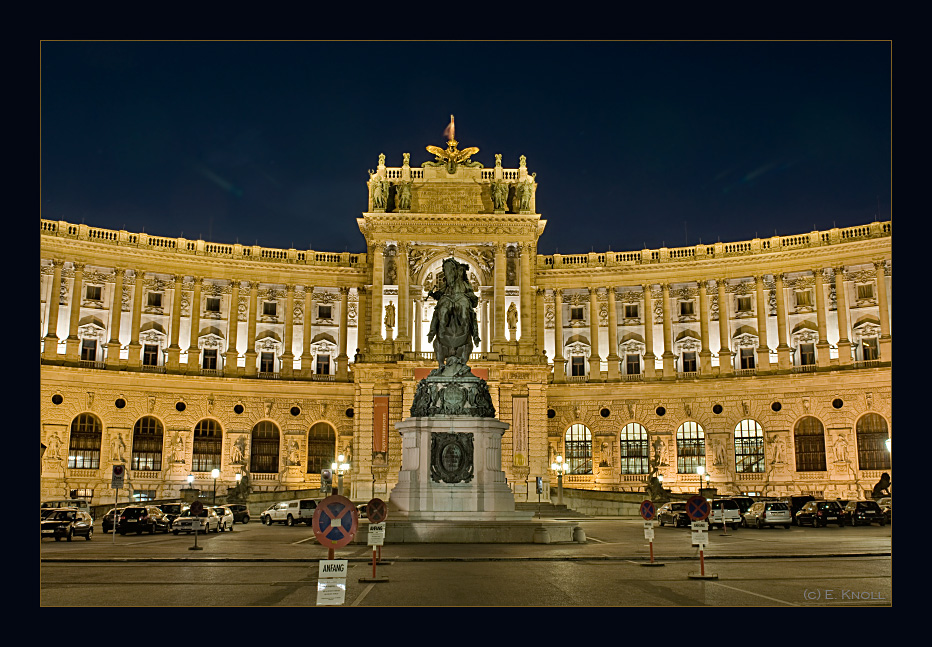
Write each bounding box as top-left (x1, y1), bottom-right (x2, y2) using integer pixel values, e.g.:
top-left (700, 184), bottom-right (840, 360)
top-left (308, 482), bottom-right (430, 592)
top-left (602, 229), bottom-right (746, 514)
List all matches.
top-left (211, 468), bottom-right (220, 504)
top-left (331, 454), bottom-right (350, 495)
top-left (551, 455), bottom-right (566, 506)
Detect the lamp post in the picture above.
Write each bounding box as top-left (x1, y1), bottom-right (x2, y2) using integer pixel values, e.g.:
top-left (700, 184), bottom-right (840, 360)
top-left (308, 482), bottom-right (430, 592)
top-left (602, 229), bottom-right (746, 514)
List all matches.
top-left (332, 454), bottom-right (350, 496)
top-left (551, 455), bottom-right (566, 506)
top-left (211, 468), bottom-right (220, 504)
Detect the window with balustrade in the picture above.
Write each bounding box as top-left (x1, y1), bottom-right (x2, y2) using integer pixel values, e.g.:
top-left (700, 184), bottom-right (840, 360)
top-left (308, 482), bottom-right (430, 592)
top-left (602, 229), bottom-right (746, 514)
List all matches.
top-left (306, 422), bottom-right (336, 474)
top-left (680, 351), bottom-right (697, 373)
top-left (734, 419), bottom-right (764, 473)
top-left (794, 416), bottom-right (827, 471)
top-left (316, 353), bottom-right (331, 375)
top-left (740, 348), bottom-right (755, 370)
top-left (206, 297), bottom-right (220, 313)
top-left (260, 352), bottom-right (276, 373)
top-left (131, 416), bottom-right (163, 471)
top-left (570, 356), bottom-right (586, 377)
top-left (861, 337), bottom-right (879, 361)
top-left (86, 285), bottom-right (102, 301)
top-left (202, 349), bottom-right (218, 370)
top-left (798, 343), bottom-right (816, 366)
top-left (856, 413), bottom-right (891, 470)
top-left (676, 421), bottom-right (705, 474)
top-left (192, 419), bottom-right (222, 472)
top-left (250, 421), bottom-right (280, 473)
top-left (68, 413), bottom-right (102, 469)
top-left (564, 424), bottom-right (592, 475)
top-left (143, 344), bottom-right (159, 366)
top-left (619, 423), bottom-right (649, 474)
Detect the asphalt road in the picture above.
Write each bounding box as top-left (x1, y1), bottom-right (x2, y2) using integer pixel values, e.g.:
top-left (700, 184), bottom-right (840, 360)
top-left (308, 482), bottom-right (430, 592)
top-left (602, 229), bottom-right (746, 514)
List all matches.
top-left (40, 517), bottom-right (892, 607)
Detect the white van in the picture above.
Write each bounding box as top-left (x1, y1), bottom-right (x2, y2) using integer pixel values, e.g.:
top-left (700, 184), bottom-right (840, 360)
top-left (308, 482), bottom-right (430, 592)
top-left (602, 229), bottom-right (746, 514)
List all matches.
top-left (260, 499), bottom-right (318, 526)
top-left (41, 499), bottom-right (93, 520)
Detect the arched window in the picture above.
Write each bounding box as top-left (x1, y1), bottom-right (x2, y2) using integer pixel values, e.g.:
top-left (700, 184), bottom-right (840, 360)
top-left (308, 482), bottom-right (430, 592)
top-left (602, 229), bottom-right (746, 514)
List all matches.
top-left (192, 419), bottom-right (222, 473)
top-left (734, 419), bottom-right (764, 473)
top-left (676, 421), bottom-right (705, 474)
top-left (619, 423), bottom-right (649, 474)
top-left (131, 416), bottom-right (164, 471)
top-left (564, 424), bottom-right (592, 475)
top-left (306, 422), bottom-right (337, 474)
top-left (856, 414), bottom-right (891, 470)
top-left (794, 416), bottom-right (827, 471)
top-left (250, 421), bottom-right (280, 473)
top-left (68, 413), bottom-right (102, 469)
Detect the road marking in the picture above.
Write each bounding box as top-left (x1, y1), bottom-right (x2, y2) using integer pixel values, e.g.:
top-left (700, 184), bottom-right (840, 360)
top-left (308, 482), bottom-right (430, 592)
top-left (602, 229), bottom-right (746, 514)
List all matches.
top-left (587, 536), bottom-right (608, 544)
top-left (705, 581), bottom-right (800, 606)
top-left (351, 583), bottom-right (375, 606)
top-left (291, 536), bottom-right (317, 545)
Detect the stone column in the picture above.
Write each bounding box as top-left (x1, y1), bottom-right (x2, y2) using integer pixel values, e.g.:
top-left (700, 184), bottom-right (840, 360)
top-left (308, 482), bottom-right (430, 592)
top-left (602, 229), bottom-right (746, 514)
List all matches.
top-left (755, 274), bottom-right (771, 371)
top-left (552, 288), bottom-right (566, 382)
top-left (43, 259), bottom-right (64, 359)
top-left (165, 274), bottom-right (184, 371)
top-left (336, 287), bottom-right (349, 379)
top-left (588, 287), bottom-right (601, 381)
top-left (396, 244), bottom-right (410, 349)
top-left (834, 267), bottom-right (853, 365)
top-left (280, 284), bottom-right (295, 378)
top-left (699, 280), bottom-right (712, 374)
top-left (774, 273), bottom-right (791, 369)
top-left (300, 286), bottom-right (315, 372)
top-left (642, 285), bottom-right (656, 378)
top-left (370, 242), bottom-right (385, 347)
top-left (536, 288), bottom-right (547, 357)
top-left (356, 286), bottom-right (367, 355)
top-left (813, 268), bottom-right (831, 366)
top-left (65, 262), bottom-right (86, 361)
top-left (519, 243), bottom-right (533, 352)
top-left (244, 281), bottom-right (259, 377)
top-left (493, 243), bottom-right (507, 351)
top-left (127, 271), bottom-right (144, 368)
top-left (225, 280), bottom-right (241, 374)
top-left (661, 284), bottom-right (675, 379)
top-left (414, 296), bottom-right (422, 353)
top-left (185, 277), bottom-right (203, 372)
top-left (875, 259), bottom-right (891, 361)
top-left (717, 278), bottom-right (733, 375)
top-left (482, 296), bottom-right (491, 353)
top-left (606, 287), bottom-right (620, 380)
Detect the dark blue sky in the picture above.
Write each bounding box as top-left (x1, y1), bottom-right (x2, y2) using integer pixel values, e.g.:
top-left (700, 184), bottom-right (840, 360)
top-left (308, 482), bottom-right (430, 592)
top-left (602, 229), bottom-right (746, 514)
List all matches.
top-left (41, 41), bottom-right (890, 255)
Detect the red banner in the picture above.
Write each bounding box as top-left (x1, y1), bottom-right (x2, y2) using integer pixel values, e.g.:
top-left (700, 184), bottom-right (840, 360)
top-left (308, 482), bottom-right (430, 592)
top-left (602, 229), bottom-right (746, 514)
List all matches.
top-left (373, 396), bottom-right (389, 455)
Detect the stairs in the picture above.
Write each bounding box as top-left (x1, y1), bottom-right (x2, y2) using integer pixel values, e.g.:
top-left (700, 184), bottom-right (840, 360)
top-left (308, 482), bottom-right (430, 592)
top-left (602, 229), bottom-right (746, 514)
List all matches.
top-left (514, 502), bottom-right (588, 518)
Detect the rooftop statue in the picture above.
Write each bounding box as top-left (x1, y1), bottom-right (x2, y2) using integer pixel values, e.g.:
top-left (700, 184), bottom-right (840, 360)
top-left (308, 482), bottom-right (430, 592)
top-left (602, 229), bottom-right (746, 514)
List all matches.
top-left (423, 115), bottom-right (482, 174)
top-left (427, 257), bottom-right (481, 370)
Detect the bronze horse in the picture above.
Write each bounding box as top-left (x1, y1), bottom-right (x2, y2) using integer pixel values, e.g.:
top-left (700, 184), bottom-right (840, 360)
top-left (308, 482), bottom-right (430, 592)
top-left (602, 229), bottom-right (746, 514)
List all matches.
top-left (427, 258), bottom-right (481, 369)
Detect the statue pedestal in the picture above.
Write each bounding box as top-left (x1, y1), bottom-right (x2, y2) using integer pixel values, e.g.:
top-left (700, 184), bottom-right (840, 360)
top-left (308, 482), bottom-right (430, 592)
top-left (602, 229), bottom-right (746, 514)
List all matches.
top-left (389, 415), bottom-right (532, 521)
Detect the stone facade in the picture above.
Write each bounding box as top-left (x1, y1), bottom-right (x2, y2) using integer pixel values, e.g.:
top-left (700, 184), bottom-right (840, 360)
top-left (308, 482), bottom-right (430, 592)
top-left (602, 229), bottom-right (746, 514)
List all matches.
top-left (39, 139), bottom-right (892, 506)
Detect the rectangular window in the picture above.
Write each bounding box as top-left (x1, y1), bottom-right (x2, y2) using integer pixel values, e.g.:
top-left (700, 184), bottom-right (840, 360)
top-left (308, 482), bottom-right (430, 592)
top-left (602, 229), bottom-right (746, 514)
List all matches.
top-left (80, 339), bottom-right (97, 361)
top-left (316, 353), bottom-right (331, 375)
top-left (206, 297), bottom-right (221, 313)
top-left (862, 338), bottom-right (879, 361)
top-left (626, 354), bottom-right (640, 375)
top-left (263, 301), bottom-right (277, 317)
top-left (624, 304), bottom-right (638, 319)
top-left (857, 284), bottom-right (875, 300)
top-left (147, 292), bottom-right (162, 308)
top-left (570, 306), bottom-right (584, 321)
top-left (260, 352), bottom-right (276, 373)
top-left (740, 348), bottom-right (755, 369)
top-left (681, 351), bottom-right (697, 373)
top-left (71, 488), bottom-right (94, 499)
top-left (795, 290), bottom-right (812, 307)
top-left (86, 285), bottom-right (102, 301)
top-left (318, 305), bottom-right (332, 319)
top-left (679, 301), bottom-right (695, 317)
top-left (130, 491), bottom-right (156, 502)
top-left (799, 343), bottom-right (816, 366)
top-left (202, 349), bottom-right (218, 370)
top-left (143, 344), bottom-right (159, 366)
top-left (571, 356), bottom-right (586, 377)
top-left (736, 296), bottom-right (752, 312)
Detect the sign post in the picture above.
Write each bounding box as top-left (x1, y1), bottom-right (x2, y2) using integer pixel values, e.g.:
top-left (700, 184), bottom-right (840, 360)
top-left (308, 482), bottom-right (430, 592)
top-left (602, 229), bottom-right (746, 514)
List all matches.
top-left (686, 495), bottom-right (717, 579)
top-left (359, 498), bottom-right (390, 582)
top-left (111, 465), bottom-right (124, 545)
top-left (188, 499), bottom-right (204, 551)
top-left (639, 500), bottom-right (664, 567)
top-left (312, 495), bottom-right (359, 605)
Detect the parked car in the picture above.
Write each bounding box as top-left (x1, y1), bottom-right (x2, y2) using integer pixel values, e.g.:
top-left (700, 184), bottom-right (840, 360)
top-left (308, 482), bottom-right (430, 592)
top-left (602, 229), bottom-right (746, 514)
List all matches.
top-left (742, 501), bottom-right (792, 528)
top-left (657, 502), bottom-right (690, 528)
top-left (843, 500), bottom-right (886, 526)
top-left (708, 498), bottom-right (742, 529)
top-left (210, 506), bottom-right (235, 531)
top-left (357, 503), bottom-right (368, 519)
top-left (782, 495), bottom-right (816, 525)
top-left (41, 508), bottom-right (94, 541)
top-left (876, 497), bottom-right (892, 524)
top-left (172, 507), bottom-right (220, 534)
top-left (226, 504), bottom-right (250, 524)
top-left (795, 500), bottom-right (844, 527)
top-left (261, 499), bottom-right (318, 526)
top-left (41, 499), bottom-right (93, 521)
top-left (101, 508), bottom-right (125, 534)
top-left (157, 503), bottom-right (187, 524)
top-left (730, 496), bottom-right (755, 516)
top-left (117, 505), bottom-right (171, 535)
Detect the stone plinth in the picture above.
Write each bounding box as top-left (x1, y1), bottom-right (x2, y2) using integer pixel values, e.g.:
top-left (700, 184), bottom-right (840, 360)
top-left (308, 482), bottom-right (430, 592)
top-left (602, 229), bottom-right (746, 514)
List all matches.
top-left (389, 415), bottom-right (532, 521)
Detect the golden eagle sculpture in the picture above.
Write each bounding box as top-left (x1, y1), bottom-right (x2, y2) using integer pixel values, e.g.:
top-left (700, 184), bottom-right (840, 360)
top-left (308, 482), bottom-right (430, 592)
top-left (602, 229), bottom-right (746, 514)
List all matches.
top-left (423, 115), bottom-right (483, 174)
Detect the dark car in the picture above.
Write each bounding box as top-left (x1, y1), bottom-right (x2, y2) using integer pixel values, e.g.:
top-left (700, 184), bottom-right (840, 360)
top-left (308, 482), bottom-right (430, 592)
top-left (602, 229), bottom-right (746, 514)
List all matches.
top-left (41, 508), bottom-right (94, 541)
top-left (227, 504), bottom-right (250, 524)
top-left (795, 500), bottom-right (845, 527)
top-left (157, 503), bottom-right (186, 524)
top-left (657, 501), bottom-right (690, 528)
top-left (102, 507), bottom-right (125, 533)
top-left (782, 495), bottom-right (816, 525)
top-left (117, 505), bottom-right (171, 535)
top-left (730, 496), bottom-right (755, 516)
top-left (843, 500), bottom-right (886, 526)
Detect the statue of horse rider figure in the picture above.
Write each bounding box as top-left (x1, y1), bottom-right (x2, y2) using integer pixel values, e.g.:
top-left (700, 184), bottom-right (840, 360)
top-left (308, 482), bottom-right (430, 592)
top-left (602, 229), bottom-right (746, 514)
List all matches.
top-left (427, 257), bottom-right (481, 369)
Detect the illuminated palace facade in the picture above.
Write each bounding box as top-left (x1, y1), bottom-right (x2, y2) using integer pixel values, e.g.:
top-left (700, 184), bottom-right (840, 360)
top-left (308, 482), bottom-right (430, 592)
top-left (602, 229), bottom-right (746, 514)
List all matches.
top-left (39, 140), bottom-right (892, 506)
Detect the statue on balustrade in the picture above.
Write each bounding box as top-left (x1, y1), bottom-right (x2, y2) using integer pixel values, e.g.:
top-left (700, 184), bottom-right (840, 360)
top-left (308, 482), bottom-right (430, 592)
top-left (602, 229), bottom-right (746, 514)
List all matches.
top-left (427, 257), bottom-right (481, 369)
top-left (396, 181), bottom-right (412, 211)
top-left (491, 180), bottom-right (508, 211)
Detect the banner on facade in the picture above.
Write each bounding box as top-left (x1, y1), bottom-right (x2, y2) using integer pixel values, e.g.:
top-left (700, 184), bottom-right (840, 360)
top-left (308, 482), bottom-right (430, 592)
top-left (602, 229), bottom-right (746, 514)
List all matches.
top-left (373, 395), bottom-right (389, 457)
top-left (512, 395), bottom-right (528, 467)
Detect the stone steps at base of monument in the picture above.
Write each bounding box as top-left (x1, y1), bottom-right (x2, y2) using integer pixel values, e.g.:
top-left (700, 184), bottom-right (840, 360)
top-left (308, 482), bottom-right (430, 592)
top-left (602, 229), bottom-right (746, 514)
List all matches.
top-left (514, 502), bottom-right (588, 517)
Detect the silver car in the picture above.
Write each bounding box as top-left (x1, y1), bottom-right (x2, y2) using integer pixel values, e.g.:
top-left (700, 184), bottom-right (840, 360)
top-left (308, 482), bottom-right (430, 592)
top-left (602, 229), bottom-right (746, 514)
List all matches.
top-left (743, 501), bottom-right (792, 528)
top-left (172, 507), bottom-right (220, 534)
top-left (210, 506), bottom-right (235, 532)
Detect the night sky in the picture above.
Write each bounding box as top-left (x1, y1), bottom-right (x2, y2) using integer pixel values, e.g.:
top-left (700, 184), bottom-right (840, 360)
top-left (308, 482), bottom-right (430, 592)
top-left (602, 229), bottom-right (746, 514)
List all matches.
top-left (41, 41), bottom-right (890, 255)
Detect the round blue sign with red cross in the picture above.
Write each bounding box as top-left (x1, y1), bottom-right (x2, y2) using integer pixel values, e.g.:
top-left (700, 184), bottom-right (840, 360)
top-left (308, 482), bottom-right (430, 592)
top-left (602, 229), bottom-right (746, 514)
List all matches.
top-left (640, 500), bottom-right (656, 520)
top-left (686, 495), bottom-right (710, 521)
top-left (312, 494), bottom-right (359, 549)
